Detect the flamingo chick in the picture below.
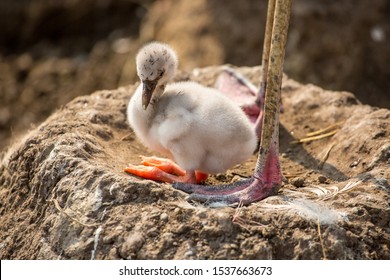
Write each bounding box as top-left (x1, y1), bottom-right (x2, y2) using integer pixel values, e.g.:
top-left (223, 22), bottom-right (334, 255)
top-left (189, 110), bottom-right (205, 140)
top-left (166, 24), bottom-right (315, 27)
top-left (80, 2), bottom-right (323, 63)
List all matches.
top-left (125, 42), bottom-right (257, 184)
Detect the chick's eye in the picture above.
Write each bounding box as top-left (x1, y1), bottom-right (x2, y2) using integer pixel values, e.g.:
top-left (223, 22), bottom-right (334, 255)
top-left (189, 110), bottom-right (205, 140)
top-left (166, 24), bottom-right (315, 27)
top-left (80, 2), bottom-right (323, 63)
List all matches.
top-left (159, 71), bottom-right (165, 77)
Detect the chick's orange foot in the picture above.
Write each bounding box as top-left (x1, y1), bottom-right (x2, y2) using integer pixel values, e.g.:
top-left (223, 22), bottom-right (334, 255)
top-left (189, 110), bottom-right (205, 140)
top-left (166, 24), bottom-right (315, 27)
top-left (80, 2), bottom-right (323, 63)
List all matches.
top-left (124, 156), bottom-right (208, 184)
top-left (139, 156), bottom-right (185, 176)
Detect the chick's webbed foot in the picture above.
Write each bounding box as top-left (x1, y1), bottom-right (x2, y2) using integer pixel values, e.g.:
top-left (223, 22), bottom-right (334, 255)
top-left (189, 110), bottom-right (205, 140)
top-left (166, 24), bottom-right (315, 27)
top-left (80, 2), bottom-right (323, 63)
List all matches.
top-left (124, 156), bottom-right (207, 184)
top-left (140, 156), bottom-right (185, 176)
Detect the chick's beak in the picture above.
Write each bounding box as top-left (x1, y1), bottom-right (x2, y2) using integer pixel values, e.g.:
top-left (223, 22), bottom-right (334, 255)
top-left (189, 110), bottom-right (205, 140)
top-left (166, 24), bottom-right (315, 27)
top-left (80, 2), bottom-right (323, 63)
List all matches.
top-left (142, 80), bottom-right (158, 110)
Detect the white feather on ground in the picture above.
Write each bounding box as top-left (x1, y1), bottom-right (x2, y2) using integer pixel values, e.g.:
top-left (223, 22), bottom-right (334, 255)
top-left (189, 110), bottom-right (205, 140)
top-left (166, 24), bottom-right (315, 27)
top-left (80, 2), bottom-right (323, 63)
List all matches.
top-left (284, 180), bottom-right (361, 200)
top-left (260, 198), bottom-right (346, 225)
top-left (172, 181), bottom-right (362, 225)
top-left (257, 181), bottom-right (361, 225)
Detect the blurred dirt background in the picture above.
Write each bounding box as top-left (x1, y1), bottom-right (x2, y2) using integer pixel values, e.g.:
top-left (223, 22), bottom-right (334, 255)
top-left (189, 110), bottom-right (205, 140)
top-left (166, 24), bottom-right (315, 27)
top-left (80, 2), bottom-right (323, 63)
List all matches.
top-left (1, 0), bottom-right (390, 151)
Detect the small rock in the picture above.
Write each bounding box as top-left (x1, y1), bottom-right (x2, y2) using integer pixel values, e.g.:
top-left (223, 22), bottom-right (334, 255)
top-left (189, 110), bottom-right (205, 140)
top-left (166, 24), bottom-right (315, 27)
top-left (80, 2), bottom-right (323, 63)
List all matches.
top-left (200, 226), bottom-right (223, 237)
top-left (318, 175), bottom-right (327, 183)
top-left (172, 224), bottom-right (190, 234)
top-left (120, 232), bottom-right (145, 258)
top-left (163, 234), bottom-right (175, 249)
top-left (215, 174), bottom-right (227, 181)
top-left (184, 250), bottom-right (195, 257)
top-left (108, 247), bottom-right (118, 259)
top-left (102, 233), bottom-right (116, 244)
top-left (217, 212), bottom-right (233, 233)
top-left (196, 210), bottom-right (208, 219)
top-left (160, 212), bottom-right (169, 222)
top-left (350, 160), bottom-right (360, 168)
top-left (291, 177), bottom-right (305, 188)
top-left (150, 188), bottom-right (164, 198)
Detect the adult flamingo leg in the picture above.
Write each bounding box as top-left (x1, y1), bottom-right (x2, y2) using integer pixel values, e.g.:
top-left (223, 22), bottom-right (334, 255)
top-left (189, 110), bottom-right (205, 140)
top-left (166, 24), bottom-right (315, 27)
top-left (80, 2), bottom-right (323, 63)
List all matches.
top-left (173, 0), bottom-right (291, 206)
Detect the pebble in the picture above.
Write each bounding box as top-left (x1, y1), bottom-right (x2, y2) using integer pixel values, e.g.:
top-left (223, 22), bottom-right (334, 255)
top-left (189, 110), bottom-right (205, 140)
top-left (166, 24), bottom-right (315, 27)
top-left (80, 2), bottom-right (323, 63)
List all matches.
top-left (318, 175), bottom-right (327, 183)
top-left (150, 188), bottom-right (164, 197)
top-left (160, 212), bottom-right (168, 222)
top-left (103, 234), bottom-right (116, 244)
top-left (108, 247), bottom-right (118, 259)
top-left (290, 177), bottom-right (305, 188)
top-left (350, 160), bottom-right (360, 168)
top-left (184, 250), bottom-right (195, 257)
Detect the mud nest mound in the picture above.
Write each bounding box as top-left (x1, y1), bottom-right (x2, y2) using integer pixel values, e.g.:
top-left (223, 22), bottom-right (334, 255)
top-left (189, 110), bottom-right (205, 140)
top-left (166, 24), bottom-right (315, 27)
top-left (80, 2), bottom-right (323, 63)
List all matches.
top-left (0, 66), bottom-right (389, 259)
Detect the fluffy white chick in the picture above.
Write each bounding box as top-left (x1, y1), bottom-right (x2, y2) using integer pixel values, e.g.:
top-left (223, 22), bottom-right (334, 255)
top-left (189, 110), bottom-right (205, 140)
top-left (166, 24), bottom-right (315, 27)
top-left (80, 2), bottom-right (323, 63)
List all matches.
top-left (126, 42), bottom-right (257, 183)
